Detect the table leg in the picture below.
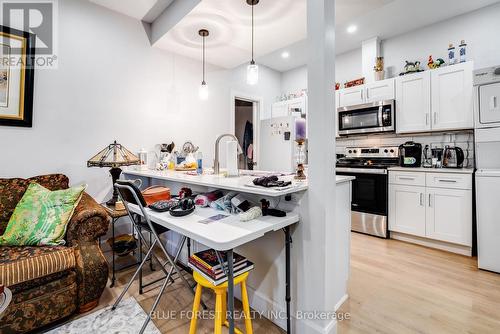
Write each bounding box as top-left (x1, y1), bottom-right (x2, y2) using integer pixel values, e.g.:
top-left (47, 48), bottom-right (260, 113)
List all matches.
top-left (285, 226), bottom-right (292, 334)
top-left (227, 249), bottom-right (235, 334)
top-left (110, 218), bottom-right (116, 288)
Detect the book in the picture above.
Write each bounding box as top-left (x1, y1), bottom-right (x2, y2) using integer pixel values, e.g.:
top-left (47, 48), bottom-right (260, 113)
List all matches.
top-left (191, 249), bottom-right (246, 271)
top-left (188, 261), bottom-right (254, 286)
top-left (188, 258), bottom-right (249, 280)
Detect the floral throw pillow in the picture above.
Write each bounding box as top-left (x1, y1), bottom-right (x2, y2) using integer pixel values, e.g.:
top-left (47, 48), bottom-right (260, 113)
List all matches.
top-left (0, 182), bottom-right (86, 246)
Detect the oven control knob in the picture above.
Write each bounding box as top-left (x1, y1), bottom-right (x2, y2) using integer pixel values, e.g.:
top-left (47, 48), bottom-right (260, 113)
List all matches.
top-left (384, 149), bottom-right (389, 153)
top-left (390, 149), bottom-right (395, 153)
top-left (353, 150), bottom-right (357, 154)
top-left (348, 150), bottom-right (353, 154)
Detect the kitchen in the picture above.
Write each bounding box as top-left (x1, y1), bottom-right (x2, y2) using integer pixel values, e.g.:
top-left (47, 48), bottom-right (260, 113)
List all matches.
top-left (2, 0), bottom-right (500, 334)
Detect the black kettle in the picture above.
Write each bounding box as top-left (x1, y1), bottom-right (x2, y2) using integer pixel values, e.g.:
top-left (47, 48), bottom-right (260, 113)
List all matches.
top-left (443, 146), bottom-right (464, 168)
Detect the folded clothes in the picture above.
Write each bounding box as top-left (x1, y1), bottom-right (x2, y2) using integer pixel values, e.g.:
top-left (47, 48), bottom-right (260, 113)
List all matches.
top-left (253, 175), bottom-right (292, 188)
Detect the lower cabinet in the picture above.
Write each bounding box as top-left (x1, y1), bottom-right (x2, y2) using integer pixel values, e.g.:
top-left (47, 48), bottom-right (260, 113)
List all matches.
top-left (425, 187), bottom-right (472, 246)
top-left (389, 171), bottom-right (472, 249)
top-left (389, 185), bottom-right (426, 237)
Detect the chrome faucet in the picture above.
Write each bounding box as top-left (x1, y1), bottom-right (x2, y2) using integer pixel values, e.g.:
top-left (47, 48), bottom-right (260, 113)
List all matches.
top-left (213, 134), bottom-right (243, 175)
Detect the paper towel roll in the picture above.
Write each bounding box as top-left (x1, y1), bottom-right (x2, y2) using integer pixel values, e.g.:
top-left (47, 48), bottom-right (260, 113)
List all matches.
top-left (226, 140), bottom-right (239, 177)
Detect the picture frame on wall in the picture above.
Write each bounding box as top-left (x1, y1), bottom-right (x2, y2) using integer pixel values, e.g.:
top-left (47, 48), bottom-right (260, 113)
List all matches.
top-left (0, 25), bottom-right (35, 128)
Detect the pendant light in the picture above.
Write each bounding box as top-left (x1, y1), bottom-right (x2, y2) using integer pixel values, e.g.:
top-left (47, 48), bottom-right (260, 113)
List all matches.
top-left (246, 0), bottom-right (259, 85)
top-left (199, 29), bottom-right (209, 100)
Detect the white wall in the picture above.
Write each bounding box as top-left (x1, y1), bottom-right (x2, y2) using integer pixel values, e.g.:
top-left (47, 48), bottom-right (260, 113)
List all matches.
top-left (280, 2), bottom-right (500, 92)
top-left (280, 48), bottom-right (362, 95)
top-left (0, 0), bottom-right (281, 202)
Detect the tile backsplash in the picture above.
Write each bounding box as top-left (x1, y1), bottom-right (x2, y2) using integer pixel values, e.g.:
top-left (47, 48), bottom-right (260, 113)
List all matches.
top-left (336, 131), bottom-right (475, 168)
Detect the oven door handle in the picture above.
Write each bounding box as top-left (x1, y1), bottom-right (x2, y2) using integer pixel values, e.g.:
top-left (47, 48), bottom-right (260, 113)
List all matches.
top-left (378, 106), bottom-right (384, 127)
top-left (336, 167), bottom-right (388, 175)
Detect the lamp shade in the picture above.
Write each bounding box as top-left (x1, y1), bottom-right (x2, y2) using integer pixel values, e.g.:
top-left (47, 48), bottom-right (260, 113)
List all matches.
top-left (87, 141), bottom-right (140, 168)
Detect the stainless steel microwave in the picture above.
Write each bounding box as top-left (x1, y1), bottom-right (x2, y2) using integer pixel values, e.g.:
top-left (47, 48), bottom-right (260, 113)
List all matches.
top-left (337, 100), bottom-right (395, 136)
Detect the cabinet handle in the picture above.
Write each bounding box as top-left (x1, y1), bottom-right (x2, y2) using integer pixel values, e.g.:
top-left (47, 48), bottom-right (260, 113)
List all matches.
top-left (420, 193), bottom-right (423, 206)
top-left (438, 179), bottom-right (457, 183)
top-left (399, 176), bottom-right (415, 180)
top-left (426, 113), bottom-right (429, 126)
top-left (434, 112), bottom-right (437, 124)
top-left (491, 96), bottom-right (498, 110)
top-left (361, 90), bottom-right (364, 101)
top-left (428, 194), bottom-right (432, 207)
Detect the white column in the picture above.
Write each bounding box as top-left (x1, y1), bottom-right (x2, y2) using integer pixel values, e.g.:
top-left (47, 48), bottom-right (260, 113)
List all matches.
top-left (362, 37), bottom-right (381, 83)
top-left (294, 1), bottom-right (341, 333)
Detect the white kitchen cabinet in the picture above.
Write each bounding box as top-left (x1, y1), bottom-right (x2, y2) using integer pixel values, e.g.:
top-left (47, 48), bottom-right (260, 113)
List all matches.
top-left (389, 170), bottom-right (473, 252)
top-left (271, 101), bottom-right (288, 118)
top-left (389, 184), bottom-right (426, 237)
top-left (338, 78), bottom-right (396, 108)
top-left (396, 71), bottom-right (431, 133)
top-left (365, 78), bottom-right (395, 103)
top-left (272, 96), bottom-right (307, 118)
top-left (338, 85), bottom-right (365, 107)
top-left (425, 187), bottom-right (472, 246)
top-left (431, 61), bottom-right (474, 131)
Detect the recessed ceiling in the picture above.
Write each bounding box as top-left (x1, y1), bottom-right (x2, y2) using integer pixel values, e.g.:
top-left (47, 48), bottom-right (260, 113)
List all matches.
top-left (152, 0), bottom-right (307, 69)
top-left (89, 0), bottom-right (500, 72)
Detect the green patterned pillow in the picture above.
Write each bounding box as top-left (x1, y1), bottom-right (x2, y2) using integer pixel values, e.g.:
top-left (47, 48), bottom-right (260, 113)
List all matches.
top-left (0, 182), bottom-right (86, 246)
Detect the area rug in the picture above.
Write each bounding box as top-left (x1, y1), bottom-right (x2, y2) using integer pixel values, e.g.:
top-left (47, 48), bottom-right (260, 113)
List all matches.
top-left (46, 298), bottom-right (161, 334)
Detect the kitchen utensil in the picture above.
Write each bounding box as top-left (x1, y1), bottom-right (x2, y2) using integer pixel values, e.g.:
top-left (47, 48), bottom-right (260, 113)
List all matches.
top-left (399, 141), bottom-right (422, 167)
top-left (443, 146), bottom-right (465, 168)
top-left (431, 148), bottom-right (444, 167)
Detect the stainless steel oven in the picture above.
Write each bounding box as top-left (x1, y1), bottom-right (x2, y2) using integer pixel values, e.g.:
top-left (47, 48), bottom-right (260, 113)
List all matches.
top-left (336, 146), bottom-right (399, 238)
top-left (338, 100), bottom-right (395, 136)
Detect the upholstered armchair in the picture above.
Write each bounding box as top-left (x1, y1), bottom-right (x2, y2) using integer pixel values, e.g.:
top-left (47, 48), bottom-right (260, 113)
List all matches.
top-left (0, 174), bottom-right (110, 334)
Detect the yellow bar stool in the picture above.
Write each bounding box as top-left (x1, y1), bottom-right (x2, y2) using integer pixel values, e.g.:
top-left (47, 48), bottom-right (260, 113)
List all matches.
top-left (189, 271), bottom-right (253, 334)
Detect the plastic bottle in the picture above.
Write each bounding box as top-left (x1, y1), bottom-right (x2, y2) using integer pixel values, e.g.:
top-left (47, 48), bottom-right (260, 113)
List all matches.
top-left (459, 40), bottom-right (467, 63)
top-left (448, 43), bottom-right (456, 65)
top-left (196, 152), bottom-right (203, 175)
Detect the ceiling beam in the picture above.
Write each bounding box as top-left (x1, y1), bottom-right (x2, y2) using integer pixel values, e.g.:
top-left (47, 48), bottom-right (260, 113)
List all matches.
top-left (149, 0), bottom-right (201, 45)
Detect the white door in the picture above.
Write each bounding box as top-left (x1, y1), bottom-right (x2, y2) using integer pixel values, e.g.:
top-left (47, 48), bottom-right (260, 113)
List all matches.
top-left (476, 172), bottom-right (500, 272)
top-left (425, 187), bottom-right (472, 246)
top-left (365, 78), bottom-right (395, 103)
top-left (389, 184), bottom-right (426, 236)
top-left (431, 62), bottom-right (474, 131)
top-left (479, 82), bottom-right (500, 125)
top-left (396, 72), bottom-right (431, 133)
top-left (338, 85), bottom-right (365, 107)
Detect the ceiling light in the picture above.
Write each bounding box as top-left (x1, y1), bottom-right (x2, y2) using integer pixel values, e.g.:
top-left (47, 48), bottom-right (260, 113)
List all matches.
top-left (347, 25), bottom-right (358, 34)
top-left (281, 51), bottom-right (290, 59)
top-left (198, 29), bottom-right (209, 100)
top-left (246, 0), bottom-right (259, 85)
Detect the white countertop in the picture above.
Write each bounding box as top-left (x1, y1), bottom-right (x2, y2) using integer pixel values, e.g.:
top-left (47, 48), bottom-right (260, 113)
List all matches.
top-left (388, 166), bottom-right (475, 174)
top-left (123, 169), bottom-right (353, 197)
top-left (128, 204), bottom-right (299, 251)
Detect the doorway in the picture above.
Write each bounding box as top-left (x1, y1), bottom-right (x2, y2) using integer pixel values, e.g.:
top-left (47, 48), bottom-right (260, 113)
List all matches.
top-left (232, 94), bottom-right (261, 171)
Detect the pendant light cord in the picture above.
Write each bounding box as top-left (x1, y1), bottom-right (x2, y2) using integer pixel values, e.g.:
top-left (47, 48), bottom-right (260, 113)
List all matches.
top-left (202, 34), bottom-right (206, 84)
top-left (251, 3), bottom-right (255, 64)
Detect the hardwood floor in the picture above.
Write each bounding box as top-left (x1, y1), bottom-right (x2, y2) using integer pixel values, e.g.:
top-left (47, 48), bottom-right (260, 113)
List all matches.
top-left (338, 232), bottom-right (500, 334)
top-left (96, 233), bottom-right (500, 333)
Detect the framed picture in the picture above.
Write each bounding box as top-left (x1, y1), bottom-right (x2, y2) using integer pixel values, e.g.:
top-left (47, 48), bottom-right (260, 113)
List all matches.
top-left (0, 25), bottom-right (35, 127)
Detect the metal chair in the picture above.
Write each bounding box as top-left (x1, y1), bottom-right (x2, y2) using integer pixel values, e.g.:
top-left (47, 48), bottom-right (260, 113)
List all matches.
top-left (112, 179), bottom-right (201, 334)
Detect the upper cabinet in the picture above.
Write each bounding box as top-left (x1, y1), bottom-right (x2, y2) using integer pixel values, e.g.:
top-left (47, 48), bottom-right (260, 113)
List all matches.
top-left (431, 62), bottom-right (474, 131)
top-left (338, 78), bottom-right (395, 108)
top-left (365, 79), bottom-right (396, 103)
top-left (396, 71), bottom-right (431, 133)
top-left (271, 96), bottom-right (307, 119)
top-left (396, 61), bottom-right (474, 134)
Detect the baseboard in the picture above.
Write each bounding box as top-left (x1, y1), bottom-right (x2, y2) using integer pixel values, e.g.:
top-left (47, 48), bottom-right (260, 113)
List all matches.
top-left (244, 285), bottom-right (343, 334)
top-left (391, 232), bottom-right (472, 256)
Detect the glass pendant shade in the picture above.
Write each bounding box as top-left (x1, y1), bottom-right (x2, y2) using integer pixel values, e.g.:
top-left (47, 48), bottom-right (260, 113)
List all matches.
top-left (247, 63), bottom-right (259, 85)
top-left (199, 81), bottom-right (209, 100)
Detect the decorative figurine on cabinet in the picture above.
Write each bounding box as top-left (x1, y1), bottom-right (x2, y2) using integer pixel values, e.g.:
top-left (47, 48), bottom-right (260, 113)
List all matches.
top-left (374, 56), bottom-right (385, 81)
top-left (399, 61), bottom-right (423, 76)
top-left (427, 55), bottom-right (445, 69)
